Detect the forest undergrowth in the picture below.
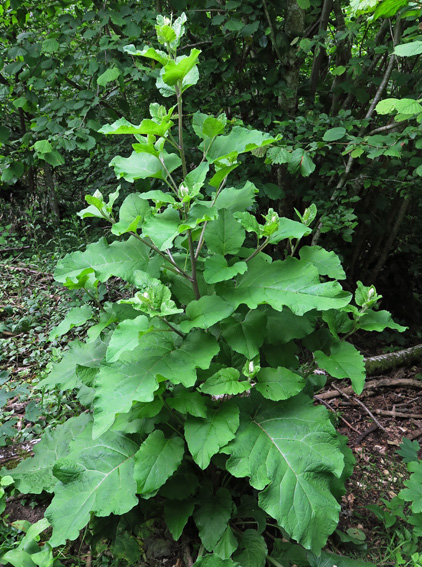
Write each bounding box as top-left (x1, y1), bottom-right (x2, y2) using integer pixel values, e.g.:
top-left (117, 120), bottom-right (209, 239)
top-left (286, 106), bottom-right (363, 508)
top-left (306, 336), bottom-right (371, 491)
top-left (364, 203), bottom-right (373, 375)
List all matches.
top-left (0, 228), bottom-right (422, 567)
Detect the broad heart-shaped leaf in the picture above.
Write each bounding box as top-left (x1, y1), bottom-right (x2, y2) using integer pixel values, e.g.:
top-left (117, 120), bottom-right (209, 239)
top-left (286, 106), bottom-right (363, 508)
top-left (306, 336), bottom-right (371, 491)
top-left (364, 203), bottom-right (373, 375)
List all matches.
top-left (399, 460), bottom-right (422, 513)
top-left (162, 49), bottom-right (201, 85)
top-left (205, 126), bottom-right (277, 164)
top-left (124, 44), bottom-right (169, 65)
top-left (111, 193), bottom-right (151, 235)
top-left (222, 395), bottom-right (345, 553)
top-left (179, 296), bottom-right (235, 333)
top-left (194, 487), bottom-right (233, 550)
top-left (299, 245), bottom-right (346, 280)
top-left (93, 330), bottom-right (219, 437)
top-left (48, 305), bottom-right (93, 340)
top-left (106, 315), bottom-right (151, 362)
top-left (38, 336), bottom-right (108, 391)
top-left (214, 526), bottom-right (238, 559)
top-left (356, 309), bottom-right (407, 332)
top-left (55, 237), bottom-right (150, 286)
top-left (134, 430), bottom-right (185, 498)
top-left (204, 256), bottom-right (247, 284)
top-left (219, 256), bottom-right (351, 316)
top-left (256, 367), bottom-right (305, 401)
top-left (184, 402), bottom-right (240, 469)
top-left (4, 414), bottom-right (91, 494)
top-left (142, 207), bottom-right (180, 250)
top-left (204, 208), bottom-right (246, 255)
top-left (233, 530), bottom-right (267, 567)
top-left (198, 368), bottom-right (251, 396)
top-left (221, 310), bottom-right (267, 359)
top-left (215, 181), bottom-right (258, 212)
top-left (268, 217), bottom-right (312, 244)
top-left (164, 498), bottom-right (195, 541)
top-left (46, 423), bottom-right (139, 547)
top-left (167, 387), bottom-right (207, 418)
top-left (314, 340), bottom-right (365, 395)
top-left (99, 116), bottom-right (173, 137)
top-left (265, 308), bottom-right (317, 344)
top-left (110, 151), bottom-right (181, 183)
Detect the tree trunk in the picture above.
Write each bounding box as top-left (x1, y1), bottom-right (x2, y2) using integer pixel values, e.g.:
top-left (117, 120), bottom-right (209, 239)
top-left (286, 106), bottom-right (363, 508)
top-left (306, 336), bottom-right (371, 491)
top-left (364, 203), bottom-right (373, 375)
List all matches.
top-left (44, 163), bottom-right (60, 224)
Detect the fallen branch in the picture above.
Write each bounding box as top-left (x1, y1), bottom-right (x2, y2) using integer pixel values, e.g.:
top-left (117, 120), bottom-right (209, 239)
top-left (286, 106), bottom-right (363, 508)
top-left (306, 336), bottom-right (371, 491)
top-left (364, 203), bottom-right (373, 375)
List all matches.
top-left (331, 384), bottom-right (387, 432)
top-left (314, 395), bottom-right (361, 434)
top-left (373, 409), bottom-right (422, 419)
top-left (365, 344), bottom-right (422, 376)
top-left (1, 264), bottom-right (53, 277)
top-left (318, 377), bottom-right (422, 400)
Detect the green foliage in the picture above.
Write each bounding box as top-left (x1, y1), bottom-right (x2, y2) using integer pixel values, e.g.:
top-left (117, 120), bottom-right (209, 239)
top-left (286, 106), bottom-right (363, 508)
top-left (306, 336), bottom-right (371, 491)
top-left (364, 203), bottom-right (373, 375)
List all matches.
top-left (3, 13), bottom-right (405, 566)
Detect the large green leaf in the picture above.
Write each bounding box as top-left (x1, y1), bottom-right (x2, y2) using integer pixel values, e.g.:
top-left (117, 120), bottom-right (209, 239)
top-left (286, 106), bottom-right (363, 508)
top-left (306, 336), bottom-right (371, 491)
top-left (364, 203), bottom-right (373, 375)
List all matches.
top-left (219, 256), bottom-right (351, 316)
top-left (204, 208), bottom-right (246, 255)
top-left (54, 237), bottom-right (150, 285)
top-left (265, 308), bottom-right (316, 344)
top-left (205, 127), bottom-right (277, 163)
top-left (142, 207), bottom-right (181, 250)
top-left (110, 151), bottom-right (181, 182)
top-left (134, 430), bottom-right (185, 498)
top-left (198, 368), bottom-right (251, 396)
top-left (99, 116), bottom-right (173, 137)
top-left (204, 256), bottom-right (247, 284)
top-left (93, 330), bottom-right (219, 437)
top-left (222, 395), bottom-right (345, 552)
top-left (4, 414), bottom-right (91, 494)
top-left (256, 367), bottom-right (305, 401)
top-left (111, 193), bottom-right (151, 235)
top-left (179, 296), bottom-right (235, 332)
top-left (38, 337), bottom-right (108, 391)
top-left (185, 403), bottom-right (240, 468)
top-left (269, 218), bottom-right (312, 244)
top-left (215, 181), bottom-right (257, 212)
top-left (194, 487), bottom-right (233, 550)
top-left (232, 530), bottom-right (267, 567)
top-left (314, 341), bottom-right (365, 394)
top-left (221, 310), bottom-right (267, 359)
top-left (162, 49), bottom-right (201, 85)
top-left (46, 424), bottom-right (139, 546)
top-left (299, 246), bottom-right (346, 280)
top-left (106, 315), bottom-right (151, 362)
top-left (164, 498), bottom-right (195, 541)
top-left (48, 305), bottom-right (94, 340)
top-left (357, 309), bottom-right (407, 332)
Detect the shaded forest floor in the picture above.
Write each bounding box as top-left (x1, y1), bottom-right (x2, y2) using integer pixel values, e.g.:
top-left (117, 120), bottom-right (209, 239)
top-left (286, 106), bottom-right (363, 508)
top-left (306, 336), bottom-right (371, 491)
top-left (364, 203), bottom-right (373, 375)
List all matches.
top-left (1, 254), bottom-right (422, 566)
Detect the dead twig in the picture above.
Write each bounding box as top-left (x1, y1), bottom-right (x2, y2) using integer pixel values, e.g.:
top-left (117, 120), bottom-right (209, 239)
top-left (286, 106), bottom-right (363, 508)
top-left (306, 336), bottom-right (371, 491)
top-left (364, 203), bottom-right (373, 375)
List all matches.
top-left (409, 429), bottom-right (422, 441)
top-left (355, 424), bottom-right (379, 445)
top-left (314, 395), bottom-right (361, 434)
top-left (331, 384), bottom-right (387, 433)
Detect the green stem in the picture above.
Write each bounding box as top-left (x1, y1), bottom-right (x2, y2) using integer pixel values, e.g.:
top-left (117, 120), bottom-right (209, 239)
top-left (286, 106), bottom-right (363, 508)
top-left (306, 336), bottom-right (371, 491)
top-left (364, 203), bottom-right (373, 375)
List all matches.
top-left (159, 316), bottom-right (185, 338)
top-left (84, 289), bottom-right (105, 312)
top-left (176, 83), bottom-right (187, 178)
top-left (195, 177), bottom-right (228, 260)
top-left (244, 237), bottom-right (270, 263)
top-left (175, 81), bottom-right (200, 299)
top-left (160, 395), bottom-right (185, 427)
top-left (129, 231), bottom-right (193, 281)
